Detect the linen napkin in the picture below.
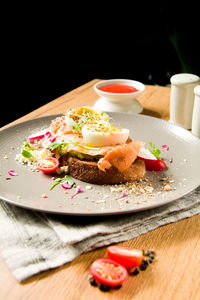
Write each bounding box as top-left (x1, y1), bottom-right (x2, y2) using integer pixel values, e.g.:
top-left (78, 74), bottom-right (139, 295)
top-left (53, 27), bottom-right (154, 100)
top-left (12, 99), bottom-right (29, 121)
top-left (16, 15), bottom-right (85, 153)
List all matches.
top-left (0, 186), bottom-right (199, 282)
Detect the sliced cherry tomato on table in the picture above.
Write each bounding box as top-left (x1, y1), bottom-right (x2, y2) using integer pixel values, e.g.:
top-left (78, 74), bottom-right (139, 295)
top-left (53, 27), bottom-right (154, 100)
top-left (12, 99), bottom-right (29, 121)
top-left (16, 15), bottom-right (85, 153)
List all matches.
top-left (107, 246), bottom-right (143, 269)
top-left (90, 258), bottom-right (127, 287)
top-left (38, 157), bottom-right (59, 173)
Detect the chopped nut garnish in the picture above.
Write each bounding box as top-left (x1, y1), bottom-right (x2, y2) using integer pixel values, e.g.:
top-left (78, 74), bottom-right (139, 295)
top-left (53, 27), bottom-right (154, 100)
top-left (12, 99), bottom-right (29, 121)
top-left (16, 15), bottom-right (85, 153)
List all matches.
top-left (41, 193), bottom-right (48, 198)
top-left (147, 194), bottom-right (155, 199)
top-left (169, 180), bottom-right (175, 183)
top-left (134, 200), bottom-right (141, 205)
top-left (85, 185), bottom-right (92, 190)
top-left (161, 177), bottom-right (168, 181)
top-left (96, 199), bottom-right (106, 204)
top-left (144, 186), bottom-right (154, 193)
top-left (163, 184), bottom-right (171, 191)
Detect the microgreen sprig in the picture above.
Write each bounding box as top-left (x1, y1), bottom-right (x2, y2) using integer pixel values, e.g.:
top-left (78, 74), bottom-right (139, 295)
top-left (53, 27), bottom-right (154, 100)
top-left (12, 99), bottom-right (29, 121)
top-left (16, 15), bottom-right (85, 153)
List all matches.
top-left (21, 138), bottom-right (34, 158)
top-left (50, 175), bottom-right (76, 190)
top-left (148, 142), bottom-right (161, 159)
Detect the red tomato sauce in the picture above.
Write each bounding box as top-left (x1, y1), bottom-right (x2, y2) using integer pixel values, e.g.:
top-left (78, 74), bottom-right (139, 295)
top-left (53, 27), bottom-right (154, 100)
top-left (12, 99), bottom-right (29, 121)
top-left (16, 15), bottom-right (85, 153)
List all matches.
top-left (99, 84), bottom-right (138, 93)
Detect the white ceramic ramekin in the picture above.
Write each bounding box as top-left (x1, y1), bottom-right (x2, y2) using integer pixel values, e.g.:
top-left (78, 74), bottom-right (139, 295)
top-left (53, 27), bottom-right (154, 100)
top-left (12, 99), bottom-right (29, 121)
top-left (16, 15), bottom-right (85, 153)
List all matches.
top-left (93, 79), bottom-right (145, 114)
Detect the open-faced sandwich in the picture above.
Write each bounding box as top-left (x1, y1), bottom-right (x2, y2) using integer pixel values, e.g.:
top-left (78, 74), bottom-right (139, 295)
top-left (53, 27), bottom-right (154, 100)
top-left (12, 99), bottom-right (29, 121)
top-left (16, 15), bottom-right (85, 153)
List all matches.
top-left (48, 107), bottom-right (146, 184)
top-left (17, 107), bottom-right (147, 184)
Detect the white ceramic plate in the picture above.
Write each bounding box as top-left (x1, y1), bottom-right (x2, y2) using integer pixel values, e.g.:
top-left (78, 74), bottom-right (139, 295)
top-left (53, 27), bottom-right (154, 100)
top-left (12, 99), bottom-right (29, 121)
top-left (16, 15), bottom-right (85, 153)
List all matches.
top-left (0, 113), bottom-right (200, 215)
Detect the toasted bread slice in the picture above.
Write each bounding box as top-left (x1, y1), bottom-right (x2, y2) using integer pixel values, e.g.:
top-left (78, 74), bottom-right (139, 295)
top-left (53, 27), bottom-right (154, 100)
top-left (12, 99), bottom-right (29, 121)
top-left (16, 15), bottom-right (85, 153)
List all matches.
top-left (66, 156), bottom-right (145, 184)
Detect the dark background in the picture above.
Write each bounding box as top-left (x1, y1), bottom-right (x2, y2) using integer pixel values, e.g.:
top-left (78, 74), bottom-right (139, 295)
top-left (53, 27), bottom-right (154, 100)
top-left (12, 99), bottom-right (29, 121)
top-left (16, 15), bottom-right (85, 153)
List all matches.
top-left (1, 3), bottom-right (199, 127)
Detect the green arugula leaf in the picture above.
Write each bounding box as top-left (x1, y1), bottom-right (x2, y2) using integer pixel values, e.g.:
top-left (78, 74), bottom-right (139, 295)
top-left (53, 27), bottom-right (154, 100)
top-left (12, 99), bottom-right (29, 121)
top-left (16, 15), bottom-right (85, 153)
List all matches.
top-left (48, 137), bottom-right (63, 150)
top-left (148, 142), bottom-right (161, 159)
top-left (21, 149), bottom-right (34, 158)
top-left (23, 138), bottom-right (34, 150)
top-left (50, 177), bottom-right (63, 190)
top-left (63, 175), bottom-right (76, 187)
top-left (21, 138), bottom-right (34, 158)
top-left (50, 175), bottom-right (76, 190)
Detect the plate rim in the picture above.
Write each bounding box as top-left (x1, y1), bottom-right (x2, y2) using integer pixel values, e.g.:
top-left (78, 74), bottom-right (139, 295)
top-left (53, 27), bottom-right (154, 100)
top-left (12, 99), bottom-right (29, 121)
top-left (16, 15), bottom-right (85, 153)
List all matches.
top-left (0, 112), bottom-right (200, 216)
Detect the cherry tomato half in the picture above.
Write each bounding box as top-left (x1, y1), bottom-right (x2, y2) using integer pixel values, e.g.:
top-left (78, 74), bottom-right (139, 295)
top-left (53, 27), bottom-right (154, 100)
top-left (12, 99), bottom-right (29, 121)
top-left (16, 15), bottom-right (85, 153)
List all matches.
top-left (90, 258), bottom-right (127, 287)
top-left (38, 157), bottom-right (59, 173)
top-left (107, 246), bottom-right (143, 269)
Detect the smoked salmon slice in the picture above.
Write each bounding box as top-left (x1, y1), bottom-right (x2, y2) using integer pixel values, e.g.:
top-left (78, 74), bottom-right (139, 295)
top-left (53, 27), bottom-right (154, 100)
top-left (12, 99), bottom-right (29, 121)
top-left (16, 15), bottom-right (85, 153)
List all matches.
top-left (49, 115), bottom-right (144, 173)
top-left (98, 140), bottom-right (144, 172)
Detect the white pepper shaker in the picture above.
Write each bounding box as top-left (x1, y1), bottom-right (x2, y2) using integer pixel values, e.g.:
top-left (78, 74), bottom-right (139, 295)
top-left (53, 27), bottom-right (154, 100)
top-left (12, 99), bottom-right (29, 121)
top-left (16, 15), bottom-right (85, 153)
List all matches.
top-left (192, 85), bottom-right (200, 137)
top-left (170, 73), bottom-right (199, 129)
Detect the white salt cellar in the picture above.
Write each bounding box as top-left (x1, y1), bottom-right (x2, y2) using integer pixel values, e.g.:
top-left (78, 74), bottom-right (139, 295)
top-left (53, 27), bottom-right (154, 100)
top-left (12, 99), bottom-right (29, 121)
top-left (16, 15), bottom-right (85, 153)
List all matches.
top-left (192, 85), bottom-right (200, 138)
top-left (170, 73), bottom-right (199, 129)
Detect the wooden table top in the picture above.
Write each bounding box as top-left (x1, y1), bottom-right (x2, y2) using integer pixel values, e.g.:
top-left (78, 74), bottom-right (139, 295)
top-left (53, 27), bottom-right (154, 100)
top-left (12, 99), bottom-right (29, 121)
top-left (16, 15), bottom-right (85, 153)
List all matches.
top-left (0, 80), bottom-right (199, 300)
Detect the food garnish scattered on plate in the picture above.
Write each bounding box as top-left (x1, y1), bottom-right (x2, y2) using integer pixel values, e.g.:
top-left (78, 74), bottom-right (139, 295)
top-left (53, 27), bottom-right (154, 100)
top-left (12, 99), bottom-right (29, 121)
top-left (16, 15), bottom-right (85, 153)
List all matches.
top-left (16, 107), bottom-right (166, 186)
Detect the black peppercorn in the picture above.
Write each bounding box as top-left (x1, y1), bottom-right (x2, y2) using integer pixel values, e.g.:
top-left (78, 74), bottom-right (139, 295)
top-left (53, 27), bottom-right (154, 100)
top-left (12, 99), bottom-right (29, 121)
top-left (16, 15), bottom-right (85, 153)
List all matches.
top-left (115, 284), bottom-right (122, 290)
top-left (140, 259), bottom-right (149, 271)
top-left (89, 276), bottom-right (98, 286)
top-left (144, 250), bottom-right (155, 257)
top-left (131, 268), bottom-right (140, 275)
top-left (98, 283), bottom-right (111, 292)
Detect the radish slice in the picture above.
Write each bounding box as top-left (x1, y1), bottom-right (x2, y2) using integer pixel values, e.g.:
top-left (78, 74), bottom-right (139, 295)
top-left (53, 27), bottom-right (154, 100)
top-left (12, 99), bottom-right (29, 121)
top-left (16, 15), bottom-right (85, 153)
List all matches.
top-left (27, 130), bottom-right (47, 142)
top-left (138, 148), bottom-right (167, 171)
top-left (61, 183), bottom-right (72, 189)
top-left (8, 169), bottom-right (18, 176)
top-left (138, 147), bottom-right (157, 160)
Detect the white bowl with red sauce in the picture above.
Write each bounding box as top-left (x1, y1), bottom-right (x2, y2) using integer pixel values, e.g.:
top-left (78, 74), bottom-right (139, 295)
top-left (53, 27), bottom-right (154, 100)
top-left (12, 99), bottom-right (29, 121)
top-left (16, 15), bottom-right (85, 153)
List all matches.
top-left (94, 79), bottom-right (145, 114)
